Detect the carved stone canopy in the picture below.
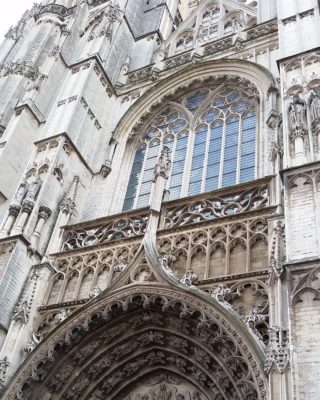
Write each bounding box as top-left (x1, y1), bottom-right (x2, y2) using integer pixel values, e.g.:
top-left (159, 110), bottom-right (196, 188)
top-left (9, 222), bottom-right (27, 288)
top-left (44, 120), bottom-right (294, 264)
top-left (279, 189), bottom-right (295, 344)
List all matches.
top-left (3, 286), bottom-right (268, 400)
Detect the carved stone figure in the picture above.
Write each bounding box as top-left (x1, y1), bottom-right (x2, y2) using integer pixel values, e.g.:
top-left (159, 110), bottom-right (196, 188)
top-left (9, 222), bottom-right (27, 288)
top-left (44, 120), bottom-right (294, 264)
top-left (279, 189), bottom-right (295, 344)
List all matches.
top-left (89, 287), bottom-right (102, 299)
top-left (13, 180), bottom-right (29, 205)
top-left (288, 95), bottom-right (307, 134)
top-left (211, 284), bottom-right (231, 302)
top-left (309, 87), bottom-right (320, 123)
top-left (154, 147), bottom-right (172, 180)
top-left (54, 309), bottom-right (71, 324)
top-left (180, 271), bottom-right (199, 286)
top-left (25, 176), bottom-right (42, 201)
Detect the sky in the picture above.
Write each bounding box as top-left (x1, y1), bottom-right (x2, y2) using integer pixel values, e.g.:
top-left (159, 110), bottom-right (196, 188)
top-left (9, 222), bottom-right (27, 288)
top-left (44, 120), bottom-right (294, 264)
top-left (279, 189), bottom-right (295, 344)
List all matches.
top-left (0, 1), bottom-right (37, 40)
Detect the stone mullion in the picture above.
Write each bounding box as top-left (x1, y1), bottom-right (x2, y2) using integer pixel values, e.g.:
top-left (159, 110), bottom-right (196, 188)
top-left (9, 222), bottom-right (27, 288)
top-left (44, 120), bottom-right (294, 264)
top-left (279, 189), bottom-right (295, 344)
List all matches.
top-left (204, 229), bottom-right (210, 279)
top-left (236, 114), bottom-right (242, 184)
top-left (58, 265), bottom-right (71, 304)
top-left (246, 223), bottom-right (250, 273)
top-left (73, 263), bottom-right (85, 301)
top-left (225, 223), bottom-right (231, 275)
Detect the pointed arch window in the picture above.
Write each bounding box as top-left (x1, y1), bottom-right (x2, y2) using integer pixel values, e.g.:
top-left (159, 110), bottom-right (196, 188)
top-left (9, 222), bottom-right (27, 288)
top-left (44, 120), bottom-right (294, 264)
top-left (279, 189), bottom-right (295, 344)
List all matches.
top-left (123, 86), bottom-right (257, 211)
top-left (123, 108), bottom-right (189, 211)
top-left (200, 4), bottom-right (220, 40)
top-left (175, 32), bottom-right (193, 53)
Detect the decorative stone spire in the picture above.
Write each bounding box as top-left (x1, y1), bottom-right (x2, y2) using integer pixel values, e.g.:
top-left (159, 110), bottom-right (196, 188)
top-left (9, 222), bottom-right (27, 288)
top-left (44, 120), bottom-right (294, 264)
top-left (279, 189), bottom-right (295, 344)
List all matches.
top-left (59, 176), bottom-right (80, 214)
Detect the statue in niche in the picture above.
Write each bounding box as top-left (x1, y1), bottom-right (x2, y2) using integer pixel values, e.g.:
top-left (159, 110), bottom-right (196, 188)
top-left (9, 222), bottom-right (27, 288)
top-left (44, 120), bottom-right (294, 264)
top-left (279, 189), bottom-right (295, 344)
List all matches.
top-left (13, 179), bottom-right (29, 205)
top-left (158, 384), bottom-right (172, 400)
top-left (309, 87), bottom-right (320, 123)
top-left (288, 94), bottom-right (307, 133)
top-left (25, 176), bottom-right (42, 201)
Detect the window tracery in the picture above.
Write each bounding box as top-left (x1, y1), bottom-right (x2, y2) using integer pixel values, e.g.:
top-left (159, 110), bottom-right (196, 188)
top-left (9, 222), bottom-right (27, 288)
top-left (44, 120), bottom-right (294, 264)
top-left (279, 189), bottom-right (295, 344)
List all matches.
top-left (175, 32), bottom-right (193, 53)
top-left (123, 85), bottom-right (257, 212)
top-left (200, 4), bottom-right (220, 41)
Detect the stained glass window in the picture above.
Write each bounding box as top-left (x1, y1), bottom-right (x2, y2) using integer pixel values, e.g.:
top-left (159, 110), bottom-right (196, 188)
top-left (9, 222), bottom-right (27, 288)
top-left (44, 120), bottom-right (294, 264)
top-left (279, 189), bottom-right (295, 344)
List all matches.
top-left (123, 86), bottom-right (257, 211)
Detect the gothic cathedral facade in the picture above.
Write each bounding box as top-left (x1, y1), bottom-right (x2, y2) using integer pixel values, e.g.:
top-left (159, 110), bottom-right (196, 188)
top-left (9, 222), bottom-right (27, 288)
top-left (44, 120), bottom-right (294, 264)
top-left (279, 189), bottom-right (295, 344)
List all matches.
top-left (0, 0), bottom-right (319, 399)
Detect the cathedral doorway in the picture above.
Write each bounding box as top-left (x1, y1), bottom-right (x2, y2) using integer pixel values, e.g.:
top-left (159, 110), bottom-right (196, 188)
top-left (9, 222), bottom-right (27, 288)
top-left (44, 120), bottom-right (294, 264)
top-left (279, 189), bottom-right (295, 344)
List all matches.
top-left (4, 286), bottom-right (267, 400)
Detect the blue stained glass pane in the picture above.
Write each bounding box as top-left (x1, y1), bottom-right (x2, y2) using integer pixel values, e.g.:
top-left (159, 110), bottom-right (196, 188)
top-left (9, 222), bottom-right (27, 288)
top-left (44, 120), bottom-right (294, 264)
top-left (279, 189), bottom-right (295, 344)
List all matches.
top-left (222, 116), bottom-right (239, 187)
top-left (190, 168), bottom-right (203, 181)
top-left (202, 109), bottom-right (219, 122)
top-left (223, 172), bottom-right (236, 186)
top-left (195, 131), bottom-right (207, 144)
top-left (172, 160), bottom-right (185, 173)
top-left (188, 181), bottom-right (202, 196)
top-left (140, 181), bottom-right (152, 195)
top-left (122, 198), bottom-right (134, 211)
top-left (169, 186), bottom-right (182, 200)
top-left (212, 98), bottom-right (225, 107)
top-left (142, 169), bottom-right (154, 181)
top-left (185, 90), bottom-right (208, 111)
top-left (148, 145), bottom-right (160, 157)
top-left (163, 135), bottom-right (174, 144)
top-left (240, 167), bottom-right (255, 182)
top-left (144, 158), bottom-right (157, 171)
top-left (176, 136), bottom-right (188, 149)
top-left (122, 148), bottom-right (145, 211)
top-left (137, 194), bottom-right (150, 208)
top-left (170, 119), bottom-right (187, 133)
top-left (170, 174), bottom-right (183, 186)
top-left (192, 155), bottom-right (205, 168)
top-left (205, 176), bottom-right (218, 191)
top-left (240, 114), bottom-right (256, 181)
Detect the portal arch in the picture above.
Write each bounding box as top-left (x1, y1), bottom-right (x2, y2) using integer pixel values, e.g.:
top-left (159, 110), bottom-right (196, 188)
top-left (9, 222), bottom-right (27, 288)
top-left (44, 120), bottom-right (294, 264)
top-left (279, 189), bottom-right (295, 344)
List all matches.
top-left (3, 285), bottom-right (268, 400)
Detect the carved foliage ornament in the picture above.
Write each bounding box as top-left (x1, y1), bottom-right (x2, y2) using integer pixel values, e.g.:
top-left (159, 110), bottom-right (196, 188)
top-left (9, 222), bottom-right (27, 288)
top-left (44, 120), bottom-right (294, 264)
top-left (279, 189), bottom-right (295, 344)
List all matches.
top-left (264, 328), bottom-right (289, 374)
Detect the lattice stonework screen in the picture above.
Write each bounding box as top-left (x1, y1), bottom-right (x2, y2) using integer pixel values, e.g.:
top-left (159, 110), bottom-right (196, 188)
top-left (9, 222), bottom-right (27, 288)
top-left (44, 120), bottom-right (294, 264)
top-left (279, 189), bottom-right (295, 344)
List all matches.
top-left (123, 86), bottom-right (257, 211)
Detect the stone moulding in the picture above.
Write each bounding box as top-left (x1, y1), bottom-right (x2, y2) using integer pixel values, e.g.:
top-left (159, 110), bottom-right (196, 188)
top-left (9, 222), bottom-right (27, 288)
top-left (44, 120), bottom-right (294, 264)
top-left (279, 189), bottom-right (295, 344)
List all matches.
top-left (36, 4), bottom-right (77, 21)
top-left (112, 59), bottom-right (277, 142)
top-left (2, 285), bottom-right (268, 400)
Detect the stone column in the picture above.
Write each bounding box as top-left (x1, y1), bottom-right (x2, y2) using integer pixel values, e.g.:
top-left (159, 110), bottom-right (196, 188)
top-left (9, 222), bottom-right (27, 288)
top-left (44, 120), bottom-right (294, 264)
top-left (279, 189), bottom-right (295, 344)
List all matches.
top-left (11, 201), bottom-right (34, 235)
top-left (0, 205), bottom-right (21, 238)
top-left (30, 207), bottom-right (52, 251)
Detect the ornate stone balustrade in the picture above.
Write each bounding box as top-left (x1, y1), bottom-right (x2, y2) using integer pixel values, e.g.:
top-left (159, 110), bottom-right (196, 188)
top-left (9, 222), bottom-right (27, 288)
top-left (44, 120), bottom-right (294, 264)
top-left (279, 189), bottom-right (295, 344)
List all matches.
top-left (164, 51), bottom-right (193, 69)
top-left (61, 210), bottom-right (149, 251)
top-left (0, 61), bottom-right (45, 82)
top-left (163, 179), bottom-right (270, 230)
top-left (203, 37), bottom-right (234, 56)
top-left (245, 19), bottom-right (278, 41)
top-left (60, 178), bottom-right (272, 253)
top-left (127, 65), bottom-right (155, 83)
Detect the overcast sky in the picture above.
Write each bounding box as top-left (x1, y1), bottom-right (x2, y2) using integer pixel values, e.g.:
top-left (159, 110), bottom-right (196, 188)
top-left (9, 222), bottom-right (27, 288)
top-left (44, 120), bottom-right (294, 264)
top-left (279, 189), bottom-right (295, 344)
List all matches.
top-left (0, 1), bottom-right (37, 40)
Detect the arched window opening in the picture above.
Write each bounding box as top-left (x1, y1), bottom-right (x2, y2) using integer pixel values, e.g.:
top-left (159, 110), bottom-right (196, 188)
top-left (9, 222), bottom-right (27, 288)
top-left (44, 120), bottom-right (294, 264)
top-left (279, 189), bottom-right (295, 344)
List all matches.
top-left (200, 4), bottom-right (220, 41)
top-left (176, 32), bottom-right (193, 53)
top-left (123, 108), bottom-right (190, 211)
top-left (123, 86), bottom-right (257, 212)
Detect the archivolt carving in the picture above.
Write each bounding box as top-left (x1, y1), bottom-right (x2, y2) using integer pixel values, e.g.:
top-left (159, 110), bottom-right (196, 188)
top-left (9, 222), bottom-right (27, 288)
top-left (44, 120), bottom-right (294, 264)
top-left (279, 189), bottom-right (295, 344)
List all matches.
top-left (4, 287), bottom-right (267, 400)
top-left (204, 279), bottom-right (269, 344)
top-left (113, 60), bottom-right (276, 141)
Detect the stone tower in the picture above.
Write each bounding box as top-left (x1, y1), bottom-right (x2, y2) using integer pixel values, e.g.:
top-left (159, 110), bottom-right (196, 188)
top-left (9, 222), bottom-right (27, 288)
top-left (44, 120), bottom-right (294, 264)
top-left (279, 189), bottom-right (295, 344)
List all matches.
top-left (0, 0), bottom-right (319, 399)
